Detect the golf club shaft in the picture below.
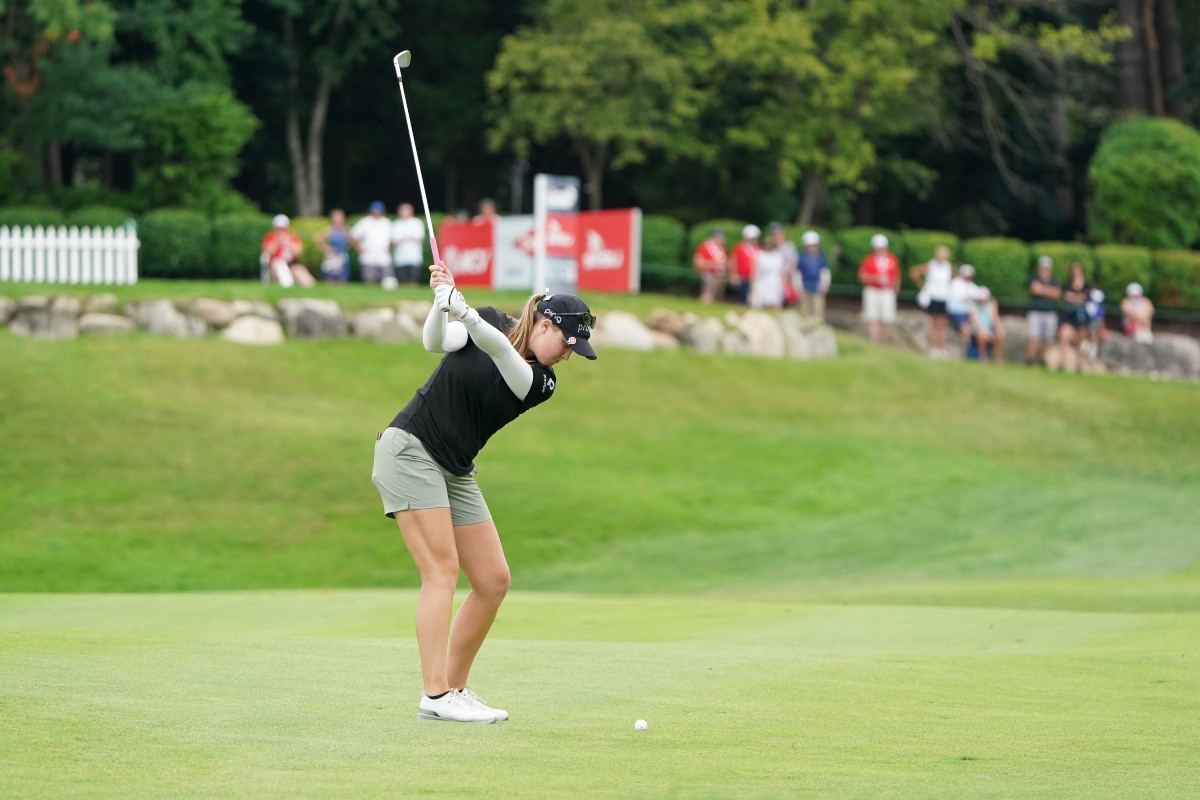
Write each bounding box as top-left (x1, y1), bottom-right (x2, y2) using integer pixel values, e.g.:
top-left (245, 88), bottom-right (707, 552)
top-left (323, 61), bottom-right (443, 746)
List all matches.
top-left (393, 62), bottom-right (441, 266)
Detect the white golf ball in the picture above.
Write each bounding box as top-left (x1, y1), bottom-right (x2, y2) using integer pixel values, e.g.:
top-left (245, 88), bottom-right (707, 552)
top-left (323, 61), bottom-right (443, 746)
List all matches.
top-left (634, 719), bottom-right (648, 731)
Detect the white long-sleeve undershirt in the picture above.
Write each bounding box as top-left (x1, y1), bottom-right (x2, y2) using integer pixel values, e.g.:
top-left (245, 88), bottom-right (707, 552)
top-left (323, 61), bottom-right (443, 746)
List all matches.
top-left (421, 301), bottom-right (534, 400)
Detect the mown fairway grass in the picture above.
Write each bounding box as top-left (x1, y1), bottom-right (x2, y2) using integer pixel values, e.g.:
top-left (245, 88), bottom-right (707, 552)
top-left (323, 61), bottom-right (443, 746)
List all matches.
top-left (1, 591), bottom-right (1197, 799)
top-left (1, 281), bottom-right (1199, 797)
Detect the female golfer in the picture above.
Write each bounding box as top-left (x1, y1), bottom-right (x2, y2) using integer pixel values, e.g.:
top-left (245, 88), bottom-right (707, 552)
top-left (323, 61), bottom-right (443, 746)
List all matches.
top-left (372, 262), bottom-right (596, 723)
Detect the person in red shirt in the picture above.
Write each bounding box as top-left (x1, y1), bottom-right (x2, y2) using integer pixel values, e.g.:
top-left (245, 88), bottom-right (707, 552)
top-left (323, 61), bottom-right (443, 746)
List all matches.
top-left (857, 233), bottom-right (900, 343)
top-left (693, 228), bottom-right (728, 304)
top-left (731, 224), bottom-right (760, 305)
top-left (261, 214), bottom-right (315, 287)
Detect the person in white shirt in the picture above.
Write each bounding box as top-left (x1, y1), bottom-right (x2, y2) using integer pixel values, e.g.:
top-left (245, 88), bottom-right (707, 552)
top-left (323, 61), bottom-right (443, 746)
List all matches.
top-left (946, 264), bottom-right (978, 352)
top-left (391, 203), bottom-right (426, 285)
top-left (910, 245), bottom-right (955, 358)
top-left (351, 201), bottom-right (395, 285)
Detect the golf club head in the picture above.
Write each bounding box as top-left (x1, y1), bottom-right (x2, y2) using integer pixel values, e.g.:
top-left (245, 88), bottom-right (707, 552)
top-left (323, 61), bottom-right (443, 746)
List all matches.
top-left (393, 51), bottom-right (411, 77)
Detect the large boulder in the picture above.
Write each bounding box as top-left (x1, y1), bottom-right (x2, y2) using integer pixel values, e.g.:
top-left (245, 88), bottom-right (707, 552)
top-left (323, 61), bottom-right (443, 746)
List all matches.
top-left (0, 296), bottom-right (16, 324)
top-left (79, 313), bottom-right (135, 336)
top-left (126, 299), bottom-right (208, 338)
top-left (646, 307), bottom-right (689, 338)
top-left (277, 298), bottom-right (347, 339)
top-left (185, 297), bottom-right (238, 328)
top-left (351, 307), bottom-right (421, 343)
top-left (779, 311), bottom-right (838, 360)
top-left (650, 330), bottom-right (680, 350)
top-left (592, 310), bottom-right (655, 351)
top-left (727, 311), bottom-right (786, 358)
top-left (232, 299), bottom-right (281, 321)
top-left (679, 315), bottom-right (725, 354)
top-left (1101, 332), bottom-right (1200, 380)
top-left (221, 315), bottom-right (285, 346)
top-left (83, 293), bottom-right (119, 315)
top-left (9, 297), bottom-right (80, 338)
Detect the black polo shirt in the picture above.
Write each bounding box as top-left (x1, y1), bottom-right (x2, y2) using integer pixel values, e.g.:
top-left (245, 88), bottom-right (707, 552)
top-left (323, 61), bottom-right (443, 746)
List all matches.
top-left (390, 307), bottom-right (556, 476)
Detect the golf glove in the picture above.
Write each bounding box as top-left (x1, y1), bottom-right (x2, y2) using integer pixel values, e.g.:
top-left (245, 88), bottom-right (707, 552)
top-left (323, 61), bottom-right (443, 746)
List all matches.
top-left (445, 288), bottom-right (479, 326)
top-left (433, 284), bottom-right (453, 312)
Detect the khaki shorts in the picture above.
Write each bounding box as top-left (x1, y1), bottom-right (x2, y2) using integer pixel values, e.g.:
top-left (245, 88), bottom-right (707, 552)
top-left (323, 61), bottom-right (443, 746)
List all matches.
top-left (371, 427), bottom-right (492, 526)
top-left (862, 287), bottom-right (897, 323)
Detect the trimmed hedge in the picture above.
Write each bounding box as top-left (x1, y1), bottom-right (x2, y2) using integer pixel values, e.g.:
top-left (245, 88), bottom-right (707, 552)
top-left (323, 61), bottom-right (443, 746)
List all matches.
top-left (899, 230), bottom-right (959, 291)
top-left (66, 205), bottom-right (137, 229)
top-left (1031, 241), bottom-right (1096, 284)
top-left (835, 227), bottom-right (901, 288)
top-left (138, 209), bottom-right (213, 279)
top-left (212, 212), bottom-right (272, 280)
top-left (1152, 250), bottom-right (1200, 309)
top-left (0, 207), bottom-right (67, 228)
top-left (1094, 244), bottom-right (1153, 300)
top-left (641, 214), bottom-right (687, 270)
top-left (960, 237), bottom-right (1031, 300)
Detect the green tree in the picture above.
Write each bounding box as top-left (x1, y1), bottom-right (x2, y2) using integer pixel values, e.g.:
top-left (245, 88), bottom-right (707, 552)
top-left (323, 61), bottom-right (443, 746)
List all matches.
top-left (1087, 115), bottom-right (1200, 248)
top-left (486, 0), bottom-right (702, 210)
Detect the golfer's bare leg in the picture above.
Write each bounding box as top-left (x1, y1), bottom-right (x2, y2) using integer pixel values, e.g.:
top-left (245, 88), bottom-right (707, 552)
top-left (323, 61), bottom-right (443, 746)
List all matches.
top-left (447, 519), bottom-right (510, 689)
top-left (394, 508), bottom-right (459, 696)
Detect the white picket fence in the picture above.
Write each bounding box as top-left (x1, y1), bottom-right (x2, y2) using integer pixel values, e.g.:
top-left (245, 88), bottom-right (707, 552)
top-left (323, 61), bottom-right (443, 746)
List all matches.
top-left (0, 225), bottom-right (139, 285)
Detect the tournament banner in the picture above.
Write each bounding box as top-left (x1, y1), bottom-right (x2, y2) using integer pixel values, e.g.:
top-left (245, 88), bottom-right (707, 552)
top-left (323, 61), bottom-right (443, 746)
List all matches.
top-left (437, 219), bottom-right (494, 287)
top-left (576, 208), bottom-right (642, 293)
top-left (493, 215), bottom-right (535, 290)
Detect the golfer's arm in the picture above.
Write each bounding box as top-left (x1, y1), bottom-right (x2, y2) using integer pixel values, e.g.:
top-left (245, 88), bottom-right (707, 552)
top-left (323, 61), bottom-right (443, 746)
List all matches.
top-left (422, 303), bottom-right (468, 352)
top-left (461, 314), bottom-right (534, 399)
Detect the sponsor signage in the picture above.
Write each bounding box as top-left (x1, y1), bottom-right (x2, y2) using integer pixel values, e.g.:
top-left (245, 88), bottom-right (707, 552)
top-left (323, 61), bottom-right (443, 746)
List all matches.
top-left (437, 219), bottom-right (494, 287)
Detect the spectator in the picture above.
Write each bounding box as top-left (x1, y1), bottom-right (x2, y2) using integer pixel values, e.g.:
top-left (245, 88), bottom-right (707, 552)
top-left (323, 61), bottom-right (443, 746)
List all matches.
top-left (946, 264), bottom-right (977, 351)
top-left (693, 228), bottom-right (728, 304)
top-left (391, 203), bottom-right (426, 285)
top-left (261, 214), bottom-right (315, 288)
top-left (352, 201), bottom-right (396, 287)
top-left (1120, 282), bottom-right (1155, 343)
top-left (751, 229), bottom-right (788, 310)
top-left (857, 234), bottom-right (900, 343)
top-left (732, 225), bottom-right (761, 304)
top-left (910, 245), bottom-right (954, 359)
top-left (1057, 261), bottom-right (1092, 359)
top-left (1083, 288), bottom-right (1108, 359)
top-left (315, 209), bottom-right (352, 283)
top-left (968, 286), bottom-right (1004, 362)
top-left (795, 230), bottom-right (831, 319)
top-left (768, 223), bottom-right (799, 308)
top-left (1025, 255), bottom-right (1061, 365)
top-left (473, 197), bottom-right (499, 223)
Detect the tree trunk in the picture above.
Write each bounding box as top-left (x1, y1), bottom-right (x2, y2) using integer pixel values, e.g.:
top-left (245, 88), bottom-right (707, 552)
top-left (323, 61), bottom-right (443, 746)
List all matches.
top-left (572, 137), bottom-right (607, 210)
top-left (1115, 0), bottom-right (1147, 112)
top-left (46, 141), bottom-right (62, 188)
top-left (1143, 0), bottom-right (1165, 115)
top-left (1157, 0), bottom-right (1191, 119)
top-left (796, 170), bottom-right (826, 225)
top-left (1049, 63), bottom-right (1074, 223)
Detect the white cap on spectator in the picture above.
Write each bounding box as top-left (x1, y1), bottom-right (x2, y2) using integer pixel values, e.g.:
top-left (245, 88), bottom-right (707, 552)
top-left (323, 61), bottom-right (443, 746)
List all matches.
top-left (959, 264), bottom-right (976, 278)
top-left (1127, 282), bottom-right (1144, 297)
top-left (742, 224), bottom-right (761, 240)
top-left (870, 234), bottom-right (888, 249)
top-left (272, 214), bottom-right (290, 228)
top-left (802, 231), bottom-right (820, 246)
top-left (1037, 255), bottom-right (1053, 268)
top-left (1091, 288), bottom-right (1105, 303)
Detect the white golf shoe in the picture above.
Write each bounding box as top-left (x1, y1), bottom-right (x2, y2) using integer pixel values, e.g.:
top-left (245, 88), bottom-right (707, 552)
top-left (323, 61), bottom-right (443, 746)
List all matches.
top-left (457, 688), bottom-right (508, 721)
top-left (417, 691), bottom-right (497, 723)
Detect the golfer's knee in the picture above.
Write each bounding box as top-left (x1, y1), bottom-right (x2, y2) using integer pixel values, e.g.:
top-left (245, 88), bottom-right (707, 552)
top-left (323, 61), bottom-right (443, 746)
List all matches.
top-left (473, 568), bottom-right (510, 602)
top-left (420, 557), bottom-right (460, 589)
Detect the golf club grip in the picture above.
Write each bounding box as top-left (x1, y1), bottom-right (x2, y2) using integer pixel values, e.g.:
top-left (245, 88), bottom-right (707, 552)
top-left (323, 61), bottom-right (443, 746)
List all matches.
top-left (430, 237), bottom-right (441, 267)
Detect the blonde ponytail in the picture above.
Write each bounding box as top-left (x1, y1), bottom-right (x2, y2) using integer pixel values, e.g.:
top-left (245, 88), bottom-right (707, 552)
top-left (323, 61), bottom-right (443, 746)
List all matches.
top-left (507, 292), bottom-right (548, 357)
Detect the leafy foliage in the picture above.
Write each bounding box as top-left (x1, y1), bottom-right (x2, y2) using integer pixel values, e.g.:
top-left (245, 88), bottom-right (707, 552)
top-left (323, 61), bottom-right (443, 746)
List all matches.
top-left (211, 212), bottom-right (271, 280)
top-left (138, 209), bottom-right (212, 278)
top-left (1151, 249), bottom-right (1200, 309)
top-left (66, 205), bottom-right (136, 228)
top-left (960, 236), bottom-right (1031, 300)
top-left (1093, 244), bottom-right (1153, 301)
top-left (1087, 116), bottom-right (1200, 249)
top-left (0, 206), bottom-right (67, 227)
top-left (1030, 241), bottom-right (1097, 284)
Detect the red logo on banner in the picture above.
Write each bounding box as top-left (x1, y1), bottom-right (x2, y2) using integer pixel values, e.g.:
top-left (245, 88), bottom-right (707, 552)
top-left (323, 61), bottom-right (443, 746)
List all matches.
top-left (438, 220), bottom-right (494, 287)
top-left (576, 209), bottom-right (636, 292)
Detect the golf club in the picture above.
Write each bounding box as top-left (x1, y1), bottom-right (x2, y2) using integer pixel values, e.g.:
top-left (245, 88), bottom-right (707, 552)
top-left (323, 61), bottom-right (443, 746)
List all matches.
top-left (392, 50), bottom-right (441, 266)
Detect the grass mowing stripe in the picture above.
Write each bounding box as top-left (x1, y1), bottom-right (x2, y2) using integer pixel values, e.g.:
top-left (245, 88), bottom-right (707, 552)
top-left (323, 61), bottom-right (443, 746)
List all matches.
top-left (1, 591), bottom-right (1197, 799)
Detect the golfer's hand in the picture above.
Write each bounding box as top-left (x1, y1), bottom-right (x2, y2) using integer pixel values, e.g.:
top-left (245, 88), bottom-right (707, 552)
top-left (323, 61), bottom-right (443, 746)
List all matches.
top-left (446, 288), bottom-right (470, 320)
top-left (434, 284), bottom-right (453, 312)
top-left (429, 262), bottom-right (454, 289)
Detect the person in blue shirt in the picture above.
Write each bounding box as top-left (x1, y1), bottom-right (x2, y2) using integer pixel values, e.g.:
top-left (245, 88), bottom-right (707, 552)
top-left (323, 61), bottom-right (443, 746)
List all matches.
top-left (795, 230), bottom-right (830, 319)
